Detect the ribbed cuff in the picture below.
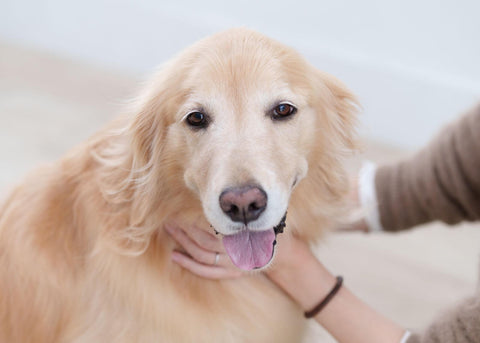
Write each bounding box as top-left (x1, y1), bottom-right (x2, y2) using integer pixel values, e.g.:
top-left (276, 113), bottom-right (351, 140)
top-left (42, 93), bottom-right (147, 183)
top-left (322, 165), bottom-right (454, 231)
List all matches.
top-left (400, 330), bottom-right (412, 343)
top-left (358, 161), bottom-right (384, 232)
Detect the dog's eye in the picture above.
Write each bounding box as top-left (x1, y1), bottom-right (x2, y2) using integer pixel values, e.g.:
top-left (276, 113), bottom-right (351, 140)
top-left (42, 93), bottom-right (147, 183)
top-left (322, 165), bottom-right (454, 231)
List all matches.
top-left (271, 103), bottom-right (297, 120)
top-left (186, 111), bottom-right (209, 128)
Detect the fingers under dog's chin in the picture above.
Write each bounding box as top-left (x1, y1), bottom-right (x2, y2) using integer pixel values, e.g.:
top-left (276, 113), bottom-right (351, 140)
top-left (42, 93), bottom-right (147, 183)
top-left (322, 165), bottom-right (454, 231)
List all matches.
top-left (171, 251), bottom-right (209, 276)
top-left (171, 251), bottom-right (243, 280)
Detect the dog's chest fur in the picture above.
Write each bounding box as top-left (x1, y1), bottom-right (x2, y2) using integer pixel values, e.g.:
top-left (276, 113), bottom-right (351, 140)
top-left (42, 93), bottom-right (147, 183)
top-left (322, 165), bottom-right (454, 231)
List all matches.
top-left (66, 249), bottom-right (306, 343)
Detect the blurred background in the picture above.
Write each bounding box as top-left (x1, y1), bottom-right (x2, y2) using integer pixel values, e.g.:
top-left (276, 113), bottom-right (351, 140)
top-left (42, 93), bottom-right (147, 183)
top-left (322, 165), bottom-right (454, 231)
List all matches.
top-left (1, 1), bottom-right (479, 342)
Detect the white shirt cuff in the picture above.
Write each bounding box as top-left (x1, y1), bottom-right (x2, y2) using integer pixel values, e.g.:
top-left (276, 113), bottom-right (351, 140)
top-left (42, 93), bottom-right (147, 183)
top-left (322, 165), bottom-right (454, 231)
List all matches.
top-left (400, 330), bottom-right (412, 343)
top-left (358, 161), bottom-right (384, 232)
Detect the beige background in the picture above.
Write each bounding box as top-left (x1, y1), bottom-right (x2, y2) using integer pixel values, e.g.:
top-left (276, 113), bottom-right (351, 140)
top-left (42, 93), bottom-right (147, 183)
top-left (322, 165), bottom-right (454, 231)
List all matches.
top-left (1, 42), bottom-right (478, 342)
top-left (2, 0), bottom-right (480, 149)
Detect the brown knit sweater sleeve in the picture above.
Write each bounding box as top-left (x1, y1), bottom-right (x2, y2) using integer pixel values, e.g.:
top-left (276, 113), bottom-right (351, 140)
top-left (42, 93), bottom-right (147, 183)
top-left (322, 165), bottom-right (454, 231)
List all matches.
top-left (375, 103), bottom-right (480, 231)
top-left (406, 291), bottom-right (480, 343)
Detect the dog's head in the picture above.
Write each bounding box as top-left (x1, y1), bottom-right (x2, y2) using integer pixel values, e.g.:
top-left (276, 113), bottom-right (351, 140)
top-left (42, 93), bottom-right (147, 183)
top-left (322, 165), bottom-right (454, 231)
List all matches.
top-left (123, 29), bottom-right (357, 270)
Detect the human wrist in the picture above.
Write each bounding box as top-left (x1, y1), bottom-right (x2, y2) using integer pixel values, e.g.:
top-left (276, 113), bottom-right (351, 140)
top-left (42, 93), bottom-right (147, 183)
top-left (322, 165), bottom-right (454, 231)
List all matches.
top-left (266, 244), bottom-right (337, 311)
top-left (304, 276), bottom-right (344, 318)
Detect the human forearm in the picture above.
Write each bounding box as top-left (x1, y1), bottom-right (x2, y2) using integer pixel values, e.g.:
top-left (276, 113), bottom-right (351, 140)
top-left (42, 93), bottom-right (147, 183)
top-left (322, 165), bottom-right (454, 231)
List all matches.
top-left (375, 103), bottom-right (480, 231)
top-left (266, 240), bottom-right (337, 311)
top-left (315, 283), bottom-right (406, 343)
top-left (266, 237), bottom-right (406, 343)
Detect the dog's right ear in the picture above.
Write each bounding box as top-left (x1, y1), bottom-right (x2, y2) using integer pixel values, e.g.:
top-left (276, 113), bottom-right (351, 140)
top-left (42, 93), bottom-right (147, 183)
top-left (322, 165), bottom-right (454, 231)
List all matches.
top-left (97, 66), bottom-right (190, 254)
top-left (128, 68), bottom-right (182, 171)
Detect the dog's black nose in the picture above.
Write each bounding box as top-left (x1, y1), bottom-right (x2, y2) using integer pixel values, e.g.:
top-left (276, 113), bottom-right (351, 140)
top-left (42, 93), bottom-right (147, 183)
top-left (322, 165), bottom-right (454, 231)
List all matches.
top-left (219, 185), bottom-right (267, 224)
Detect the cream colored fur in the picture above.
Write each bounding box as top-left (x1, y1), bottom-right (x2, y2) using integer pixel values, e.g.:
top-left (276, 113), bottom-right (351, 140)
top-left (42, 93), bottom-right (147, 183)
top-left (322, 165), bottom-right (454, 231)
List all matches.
top-left (0, 28), bottom-right (357, 342)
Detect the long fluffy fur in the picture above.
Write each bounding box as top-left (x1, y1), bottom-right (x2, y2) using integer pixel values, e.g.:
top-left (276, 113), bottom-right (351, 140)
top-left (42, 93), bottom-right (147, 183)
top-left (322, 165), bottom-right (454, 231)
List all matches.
top-left (0, 28), bottom-right (358, 343)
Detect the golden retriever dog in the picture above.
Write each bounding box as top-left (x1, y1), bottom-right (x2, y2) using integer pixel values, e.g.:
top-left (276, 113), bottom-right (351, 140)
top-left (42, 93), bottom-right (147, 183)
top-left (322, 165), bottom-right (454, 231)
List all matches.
top-left (0, 28), bottom-right (357, 342)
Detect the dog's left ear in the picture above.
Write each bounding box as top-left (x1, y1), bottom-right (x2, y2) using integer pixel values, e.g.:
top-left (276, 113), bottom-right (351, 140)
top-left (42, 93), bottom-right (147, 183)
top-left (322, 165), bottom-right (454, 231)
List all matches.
top-left (310, 70), bottom-right (359, 152)
top-left (289, 69), bottom-right (359, 240)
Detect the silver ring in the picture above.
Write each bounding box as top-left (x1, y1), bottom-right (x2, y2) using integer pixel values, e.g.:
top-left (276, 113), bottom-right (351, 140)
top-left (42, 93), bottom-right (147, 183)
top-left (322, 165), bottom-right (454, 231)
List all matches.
top-left (214, 252), bottom-right (220, 266)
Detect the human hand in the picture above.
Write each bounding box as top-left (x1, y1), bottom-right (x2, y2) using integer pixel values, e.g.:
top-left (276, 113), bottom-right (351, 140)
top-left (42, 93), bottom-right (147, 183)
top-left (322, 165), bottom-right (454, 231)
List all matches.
top-left (166, 222), bottom-right (339, 312)
top-left (165, 222), bottom-right (310, 280)
top-left (165, 223), bottom-right (243, 279)
top-left (165, 221), bottom-right (321, 283)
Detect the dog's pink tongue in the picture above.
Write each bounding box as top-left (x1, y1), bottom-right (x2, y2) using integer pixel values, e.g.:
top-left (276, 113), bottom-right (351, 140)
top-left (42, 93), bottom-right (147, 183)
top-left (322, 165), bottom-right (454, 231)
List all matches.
top-left (223, 229), bottom-right (275, 271)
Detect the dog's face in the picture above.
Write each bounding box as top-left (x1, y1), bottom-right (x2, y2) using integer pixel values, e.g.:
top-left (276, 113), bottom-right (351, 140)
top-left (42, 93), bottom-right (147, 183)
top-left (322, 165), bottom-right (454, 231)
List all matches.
top-left (128, 29), bottom-right (357, 270)
top-left (181, 67), bottom-right (311, 231)
top-left (178, 50), bottom-right (316, 270)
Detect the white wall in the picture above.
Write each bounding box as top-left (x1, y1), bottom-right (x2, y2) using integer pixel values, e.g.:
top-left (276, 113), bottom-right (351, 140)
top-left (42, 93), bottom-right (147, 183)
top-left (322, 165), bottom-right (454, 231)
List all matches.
top-left (1, 0), bottom-right (479, 149)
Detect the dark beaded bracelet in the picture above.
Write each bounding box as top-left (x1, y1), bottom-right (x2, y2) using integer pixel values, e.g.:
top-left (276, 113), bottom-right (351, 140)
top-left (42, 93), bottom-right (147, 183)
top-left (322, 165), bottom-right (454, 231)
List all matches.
top-left (304, 276), bottom-right (344, 318)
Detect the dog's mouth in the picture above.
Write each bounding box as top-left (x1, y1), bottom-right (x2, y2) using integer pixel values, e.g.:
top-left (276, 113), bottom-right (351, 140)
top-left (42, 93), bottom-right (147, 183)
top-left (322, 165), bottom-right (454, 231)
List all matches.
top-left (221, 213), bottom-right (287, 271)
